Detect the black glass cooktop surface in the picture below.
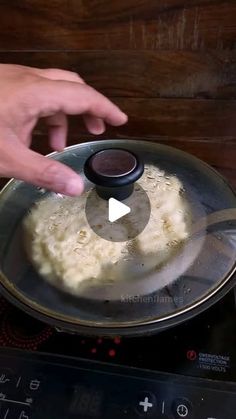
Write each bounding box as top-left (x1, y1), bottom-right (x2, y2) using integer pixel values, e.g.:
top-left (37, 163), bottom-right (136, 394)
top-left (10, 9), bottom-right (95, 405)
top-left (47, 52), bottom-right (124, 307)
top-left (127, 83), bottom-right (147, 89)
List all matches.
top-left (0, 285), bottom-right (235, 384)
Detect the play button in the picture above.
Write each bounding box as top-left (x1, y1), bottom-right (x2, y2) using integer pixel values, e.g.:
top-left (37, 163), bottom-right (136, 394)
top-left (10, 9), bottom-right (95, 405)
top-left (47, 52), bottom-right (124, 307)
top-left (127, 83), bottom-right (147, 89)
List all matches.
top-left (108, 198), bottom-right (131, 222)
top-left (85, 183), bottom-right (151, 242)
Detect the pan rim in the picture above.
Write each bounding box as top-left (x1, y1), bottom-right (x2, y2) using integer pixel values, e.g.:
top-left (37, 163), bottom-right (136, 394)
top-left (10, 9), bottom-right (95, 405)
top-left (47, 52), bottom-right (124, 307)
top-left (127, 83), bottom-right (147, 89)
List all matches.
top-left (0, 139), bottom-right (236, 335)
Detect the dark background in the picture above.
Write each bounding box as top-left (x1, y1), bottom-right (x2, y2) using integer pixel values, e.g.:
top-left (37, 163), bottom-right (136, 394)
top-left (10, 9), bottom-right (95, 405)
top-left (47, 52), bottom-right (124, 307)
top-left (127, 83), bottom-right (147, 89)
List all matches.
top-left (0, 0), bottom-right (236, 189)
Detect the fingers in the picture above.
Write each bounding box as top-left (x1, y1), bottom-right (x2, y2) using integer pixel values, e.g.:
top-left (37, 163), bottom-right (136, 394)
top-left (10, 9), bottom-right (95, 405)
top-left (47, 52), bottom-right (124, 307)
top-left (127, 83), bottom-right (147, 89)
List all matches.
top-left (46, 110), bottom-right (105, 148)
top-left (45, 112), bottom-right (68, 151)
top-left (38, 69), bottom-right (107, 135)
top-left (0, 141), bottom-right (84, 196)
top-left (35, 79), bottom-right (128, 127)
top-left (83, 114), bottom-right (105, 135)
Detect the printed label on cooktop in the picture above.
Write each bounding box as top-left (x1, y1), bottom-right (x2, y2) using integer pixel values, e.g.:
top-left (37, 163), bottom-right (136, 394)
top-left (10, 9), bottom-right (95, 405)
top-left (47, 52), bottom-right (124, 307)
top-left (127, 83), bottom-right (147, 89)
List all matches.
top-left (187, 350), bottom-right (231, 374)
top-left (198, 352), bottom-right (230, 373)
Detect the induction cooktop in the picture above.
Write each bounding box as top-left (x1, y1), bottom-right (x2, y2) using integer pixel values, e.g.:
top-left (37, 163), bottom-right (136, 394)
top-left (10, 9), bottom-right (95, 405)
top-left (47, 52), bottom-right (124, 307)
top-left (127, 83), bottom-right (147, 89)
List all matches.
top-left (0, 282), bottom-right (235, 382)
top-left (0, 284), bottom-right (236, 418)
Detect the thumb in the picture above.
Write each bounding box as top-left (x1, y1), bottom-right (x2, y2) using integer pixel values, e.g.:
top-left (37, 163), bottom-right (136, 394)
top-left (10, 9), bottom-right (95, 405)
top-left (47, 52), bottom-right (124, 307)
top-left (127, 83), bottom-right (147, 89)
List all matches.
top-left (1, 145), bottom-right (84, 196)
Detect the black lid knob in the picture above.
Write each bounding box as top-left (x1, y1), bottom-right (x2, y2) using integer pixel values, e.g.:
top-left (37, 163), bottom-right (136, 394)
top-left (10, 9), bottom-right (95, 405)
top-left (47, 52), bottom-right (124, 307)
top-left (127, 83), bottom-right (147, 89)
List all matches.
top-left (84, 148), bottom-right (144, 200)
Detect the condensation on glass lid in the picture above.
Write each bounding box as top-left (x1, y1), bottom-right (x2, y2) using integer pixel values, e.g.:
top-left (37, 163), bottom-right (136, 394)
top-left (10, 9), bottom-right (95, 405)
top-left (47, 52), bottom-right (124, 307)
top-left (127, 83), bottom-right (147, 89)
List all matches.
top-left (22, 164), bottom-right (195, 298)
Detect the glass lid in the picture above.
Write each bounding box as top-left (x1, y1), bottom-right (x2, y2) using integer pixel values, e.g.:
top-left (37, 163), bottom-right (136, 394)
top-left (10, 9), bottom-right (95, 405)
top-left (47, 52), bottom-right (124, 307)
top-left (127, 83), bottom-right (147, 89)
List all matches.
top-left (0, 139), bottom-right (236, 331)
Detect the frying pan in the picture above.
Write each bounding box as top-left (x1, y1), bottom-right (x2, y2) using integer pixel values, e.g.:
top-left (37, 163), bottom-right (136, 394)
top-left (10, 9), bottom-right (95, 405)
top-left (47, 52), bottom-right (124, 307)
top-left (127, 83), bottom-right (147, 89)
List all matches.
top-left (0, 139), bottom-right (236, 337)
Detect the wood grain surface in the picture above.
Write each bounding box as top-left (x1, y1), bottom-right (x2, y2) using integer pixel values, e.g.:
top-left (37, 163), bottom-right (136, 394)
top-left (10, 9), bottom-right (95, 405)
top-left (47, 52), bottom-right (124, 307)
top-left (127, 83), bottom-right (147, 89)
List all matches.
top-left (31, 99), bottom-right (236, 138)
top-left (0, 1), bottom-right (236, 50)
top-left (0, 51), bottom-right (236, 99)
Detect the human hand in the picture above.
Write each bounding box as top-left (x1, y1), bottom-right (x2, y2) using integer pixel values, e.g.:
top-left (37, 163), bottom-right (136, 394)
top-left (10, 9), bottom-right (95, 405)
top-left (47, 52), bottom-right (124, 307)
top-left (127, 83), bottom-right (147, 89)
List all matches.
top-left (0, 64), bottom-right (128, 195)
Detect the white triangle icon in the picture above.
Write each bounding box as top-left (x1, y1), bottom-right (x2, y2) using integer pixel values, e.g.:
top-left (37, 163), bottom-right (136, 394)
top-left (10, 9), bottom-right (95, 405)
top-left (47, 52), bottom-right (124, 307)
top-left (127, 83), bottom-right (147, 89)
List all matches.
top-left (108, 198), bottom-right (131, 223)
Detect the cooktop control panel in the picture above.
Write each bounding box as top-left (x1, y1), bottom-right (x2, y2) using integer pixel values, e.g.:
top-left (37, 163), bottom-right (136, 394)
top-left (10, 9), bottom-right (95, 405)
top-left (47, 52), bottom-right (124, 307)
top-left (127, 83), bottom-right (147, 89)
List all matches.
top-left (0, 348), bottom-right (235, 419)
